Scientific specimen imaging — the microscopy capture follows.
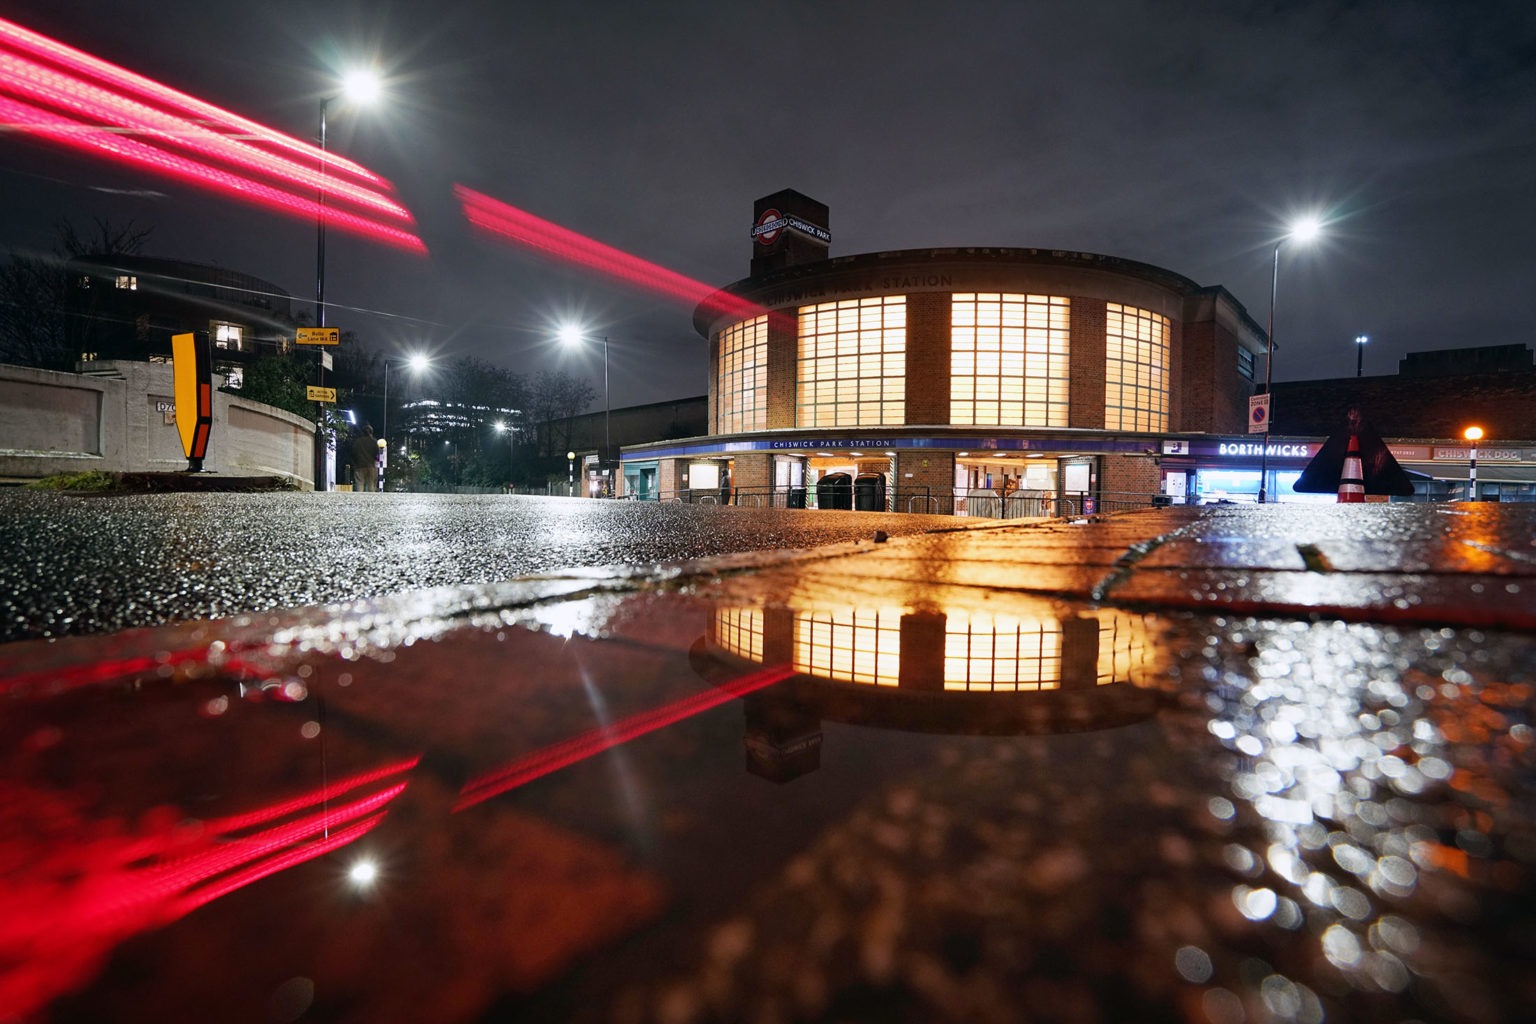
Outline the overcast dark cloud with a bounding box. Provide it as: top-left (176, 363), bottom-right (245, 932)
top-left (3, 0), bottom-right (1533, 407)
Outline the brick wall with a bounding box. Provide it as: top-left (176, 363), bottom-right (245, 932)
top-left (1101, 453), bottom-right (1160, 499)
top-left (1069, 297), bottom-right (1107, 429)
top-left (894, 450), bottom-right (954, 513)
top-left (731, 452), bottom-right (773, 496)
top-left (766, 311), bottom-right (798, 428)
top-left (905, 292), bottom-right (951, 425)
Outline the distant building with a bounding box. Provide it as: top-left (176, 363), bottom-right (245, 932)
top-left (66, 254), bottom-right (298, 387)
top-left (1273, 345), bottom-right (1536, 500)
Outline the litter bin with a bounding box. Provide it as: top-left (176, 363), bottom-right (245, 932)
top-left (854, 473), bottom-right (886, 511)
top-left (787, 486), bottom-right (807, 509)
top-left (816, 472), bottom-right (853, 510)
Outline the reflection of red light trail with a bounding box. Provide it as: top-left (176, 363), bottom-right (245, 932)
top-left (0, 16), bottom-right (424, 253)
top-left (456, 185), bottom-right (775, 323)
top-left (0, 756), bottom-right (418, 1019)
top-left (456, 664), bottom-right (794, 811)
top-left (0, 645), bottom-right (271, 698)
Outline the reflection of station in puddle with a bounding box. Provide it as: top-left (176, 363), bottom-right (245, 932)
top-left (698, 601), bottom-right (1170, 782)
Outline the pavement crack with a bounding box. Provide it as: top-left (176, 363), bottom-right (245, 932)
top-left (1091, 529), bottom-right (1182, 602)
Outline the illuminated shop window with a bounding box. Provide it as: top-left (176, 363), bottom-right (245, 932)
top-left (796, 296), bottom-right (906, 427)
top-left (714, 315), bottom-right (767, 433)
top-left (213, 322), bottom-right (243, 351)
top-left (950, 293), bottom-right (1070, 427)
top-left (1104, 303), bottom-right (1170, 431)
top-left (713, 608), bottom-right (764, 662)
top-left (115, 274), bottom-right (137, 290)
top-left (794, 607), bottom-right (903, 687)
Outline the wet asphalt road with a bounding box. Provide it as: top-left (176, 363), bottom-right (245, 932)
top-left (0, 491), bottom-right (964, 644)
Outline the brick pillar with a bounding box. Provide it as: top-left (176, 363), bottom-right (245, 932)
top-left (731, 452), bottom-right (773, 504)
top-left (707, 331), bottom-right (720, 432)
top-left (895, 450), bottom-right (955, 514)
top-left (1101, 453), bottom-right (1161, 503)
top-left (898, 610), bottom-right (948, 691)
top-left (1069, 297), bottom-right (1107, 429)
top-left (658, 457), bottom-right (685, 500)
top-left (904, 292), bottom-right (951, 425)
top-left (766, 310), bottom-right (798, 429)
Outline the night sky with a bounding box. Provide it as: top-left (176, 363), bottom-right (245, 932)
top-left (3, 1), bottom-right (1534, 409)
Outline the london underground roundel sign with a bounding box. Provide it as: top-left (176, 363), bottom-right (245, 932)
top-left (752, 208), bottom-right (786, 245)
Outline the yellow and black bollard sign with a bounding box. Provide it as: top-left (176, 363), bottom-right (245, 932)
top-left (171, 331), bottom-right (214, 472)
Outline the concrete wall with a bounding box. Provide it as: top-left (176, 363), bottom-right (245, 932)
top-left (0, 360), bottom-right (314, 486)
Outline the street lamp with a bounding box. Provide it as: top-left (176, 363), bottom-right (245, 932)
top-left (1355, 334), bottom-right (1368, 377)
top-left (567, 450), bottom-right (576, 497)
top-left (312, 68), bottom-right (382, 491)
top-left (1464, 425), bottom-right (1483, 501)
top-left (1258, 213), bottom-right (1324, 504)
top-left (558, 323), bottom-right (610, 463)
top-left (380, 353), bottom-right (429, 491)
top-left (315, 68), bottom-right (382, 329)
top-left (493, 420), bottom-right (515, 483)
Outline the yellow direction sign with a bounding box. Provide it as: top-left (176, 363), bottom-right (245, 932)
top-left (306, 386), bottom-right (337, 403)
top-left (296, 327), bottom-right (340, 345)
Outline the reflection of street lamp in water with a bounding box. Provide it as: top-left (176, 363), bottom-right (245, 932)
top-left (1464, 426), bottom-right (1483, 501)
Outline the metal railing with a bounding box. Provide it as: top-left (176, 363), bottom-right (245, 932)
top-left (611, 485), bottom-right (1171, 518)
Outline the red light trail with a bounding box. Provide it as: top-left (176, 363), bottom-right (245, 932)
top-left (0, 16), bottom-right (425, 253)
top-left (456, 185), bottom-right (772, 323)
top-left (455, 664), bottom-right (794, 811)
top-left (0, 756), bottom-right (417, 1018)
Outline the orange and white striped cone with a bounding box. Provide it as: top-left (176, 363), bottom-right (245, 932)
top-left (1338, 433), bottom-right (1365, 503)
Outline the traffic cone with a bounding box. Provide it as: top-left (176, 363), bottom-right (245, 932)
top-left (1338, 433), bottom-right (1365, 502)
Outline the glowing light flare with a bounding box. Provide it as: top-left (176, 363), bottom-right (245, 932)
top-left (0, 15), bottom-right (384, 188)
top-left (0, 758), bottom-right (413, 1019)
top-left (455, 185), bottom-right (770, 323)
top-left (1463, 426), bottom-right (1484, 442)
top-left (455, 664), bottom-right (795, 811)
top-left (0, 16), bottom-right (423, 251)
top-left (0, 95), bottom-right (426, 253)
top-left (0, 50), bottom-right (414, 222)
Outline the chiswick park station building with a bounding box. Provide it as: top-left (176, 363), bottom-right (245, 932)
top-left (619, 190), bottom-right (1298, 514)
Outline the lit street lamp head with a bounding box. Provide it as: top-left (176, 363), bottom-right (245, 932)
top-left (339, 68), bottom-right (384, 107)
top-left (1464, 426), bottom-right (1484, 442)
top-left (1289, 214), bottom-right (1324, 244)
top-left (558, 323), bottom-right (585, 348)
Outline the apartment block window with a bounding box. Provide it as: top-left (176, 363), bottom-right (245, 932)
top-left (1238, 347), bottom-right (1256, 381)
top-left (951, 293), bottom-right (1070, 427)
top-left (115, 275), bottom-right (138, 290)
top-left (796, 296), bottom-right (906, 427)
top-left (714, 315), bottom-right (768, 433)
top-left (213, 322), bottom-right (243, 351)
top-left (1104, 303), bottom-right (1170, 431)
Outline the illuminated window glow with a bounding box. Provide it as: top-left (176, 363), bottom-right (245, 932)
top-left (796, 296), bottom-right (906, 427)
top-left (1105, 303), bottom-right (1170, 431)
top-left (715, 315), bottom-right (767, 433)
top-left (114, 274), bottom-right (136, 290)
top-left (714, 608), bottom-right (764, 663)
top-left (794, 607), bottom-right (903, 686)
top-left (213, 322), bottom-right (243, 351)
top-left (950, 293), bottom-right (1070, 427)
top-left (943, 611), bottom-right (1063, 691)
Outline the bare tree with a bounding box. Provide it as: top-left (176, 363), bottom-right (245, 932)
top-left (526, 368), bottom-right (597, 457)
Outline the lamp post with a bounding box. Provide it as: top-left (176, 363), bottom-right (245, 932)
top-left (494, 420), bottom-right (515, 484)
top-left (559, 324), bottom-right (611, 486)
top-left (312, 69), bottom-right (381, 491)
top-left (380, 353), bottom-right (429, 491)
top-left (1258, 214), bottom-right (1323, 504)
top-left (567, 450), bottom-right (576, 497)
top-left (1464, 426), bottom-right (1483, 501)
top-left (1355, 335), bottom-right (1368, 377)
